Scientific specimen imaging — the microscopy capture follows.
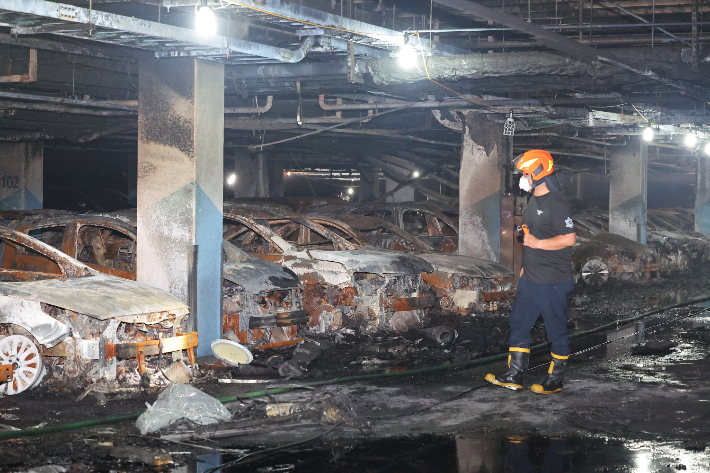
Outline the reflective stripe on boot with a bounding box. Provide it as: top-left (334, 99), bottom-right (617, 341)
top-left (531, 353), bottom-right (568, 394)
top-left (485, 348), bottom-right (530, 391)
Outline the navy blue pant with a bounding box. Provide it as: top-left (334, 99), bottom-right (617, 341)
top-left (509, 276), bottom-right (575, 356)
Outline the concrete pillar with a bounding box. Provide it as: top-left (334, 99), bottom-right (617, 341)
top-left (359, 170), bottom-right (380, 202)
top-left (696, 156), bottom-right (710, 234)
top-left (267, 161), bottom-right (284, 198)
top-left (137, 57), bottom-right (224, 357)
top-left (609, 137), bottom-right (647, 243)
top-left (459, 113), bottom-right (503, 262)
top-left (0, 142), bottom-right (42, 210)
top-left (232, 149), bottom-right (268, 198)
top-left (127, 154), bottom-right (137, 207)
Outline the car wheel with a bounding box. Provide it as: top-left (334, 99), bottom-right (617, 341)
top-left (581, 259), bottom-right (610, 287)
top-left (0, 335), bottom-right (45, 395)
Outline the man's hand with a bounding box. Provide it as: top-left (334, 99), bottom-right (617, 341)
top-left (523, 232), bottom-right (576, 250)
top-left (523, 234), bottom-right (541, 249)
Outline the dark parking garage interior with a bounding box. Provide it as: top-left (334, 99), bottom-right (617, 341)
top-left (2, 0), bottom-right (710, 471)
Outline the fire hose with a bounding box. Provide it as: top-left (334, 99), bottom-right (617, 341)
top-left (1, 293), bottom-right (709, 441)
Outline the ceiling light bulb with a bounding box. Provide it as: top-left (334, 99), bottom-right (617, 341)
top-left (642, 127), bottom-right (654, 142)
top-left (704, 142), bottom-right (710, 155)
top-left (227, 173), bottom-right (236, 185)
top-left (347, 187), bottom-right (354, 195)
top-left (287, 171), bottom-right (292, 176)
top-left (685, 133), bottom-right (698, 148)
top-left (195, 5), bottom-right (217, 36)
top-left (398, 43), bottom-right (418, 69)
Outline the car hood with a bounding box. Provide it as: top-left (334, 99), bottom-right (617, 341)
top-left (417, 253), bottom-right (512, 278)
top-left (308, 249), bottom-right (434, 274)
top-left (223, 260), bottom-right (300, 293)
top-left (0, 272), bottom-right (188, 320)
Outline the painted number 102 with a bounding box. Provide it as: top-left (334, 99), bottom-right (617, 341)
top-left (2, 176), bottom-right (19, 189)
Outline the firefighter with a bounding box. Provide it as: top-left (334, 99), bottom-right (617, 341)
top-left (485, 150), bottom-right (577, 394)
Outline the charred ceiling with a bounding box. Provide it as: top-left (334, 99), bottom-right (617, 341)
top-left (0, 0), bottom-right (706, 178)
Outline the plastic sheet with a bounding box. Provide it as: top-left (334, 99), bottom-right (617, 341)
top-left (135, 384), bottom-right (231, 435)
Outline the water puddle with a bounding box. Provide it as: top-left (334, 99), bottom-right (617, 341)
top-left (153, 432), bottom-right (710, 473)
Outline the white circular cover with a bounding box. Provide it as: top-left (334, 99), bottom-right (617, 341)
top-left (211, 339), bottom-right (253, 366)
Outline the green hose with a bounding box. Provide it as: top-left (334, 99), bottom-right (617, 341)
top-left (2, 293), bottom-right (709, 441)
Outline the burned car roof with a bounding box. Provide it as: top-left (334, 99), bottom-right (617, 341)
top-left (0, 272), bottom-right (188, 320)
top-left (308, 248), bottom-right (434, 275)
top-left (223, 213), bottom-right (434, 275)
top-left (222, 239), bottom-right (300, 293)
top-left (309, 214), bottom-right (511, 278)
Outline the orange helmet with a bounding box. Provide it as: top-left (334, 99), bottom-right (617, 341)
top-left (514, 150), bottom-right (554, 181)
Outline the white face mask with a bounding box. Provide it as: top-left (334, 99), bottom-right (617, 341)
top-left (519, 175), bottom-right (533, 192)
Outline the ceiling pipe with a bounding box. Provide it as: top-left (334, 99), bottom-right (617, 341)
top-left (225, 96), bottom-right (273, 114)
top-left (319, 95), bottom-right (546, 111)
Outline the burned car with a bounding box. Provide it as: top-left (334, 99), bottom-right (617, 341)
top-left (221, 240), bottom-right (308, 348)
top-left (306, 214), bottom-right (513, 314)
top-left (301, 202), bottom-right (460, 254)
top-left (572, 209), bottom-right (710, 285)
top-left (572, 212), bottom-right (660, 286)
top-left (0, 225), bottom-right (195, 395)
top-left (222, 204), bottom-right (437, 332)
top-left (6, 212), bottom-right (308, 348)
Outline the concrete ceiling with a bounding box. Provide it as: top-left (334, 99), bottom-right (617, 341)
top-left (0, 0), bottom-right (707, 176)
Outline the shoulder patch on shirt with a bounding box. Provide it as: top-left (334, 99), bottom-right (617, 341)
top-left (565, 217), bottom-right (574, 228)
top-left (537, 210), bottom-right (543, 215)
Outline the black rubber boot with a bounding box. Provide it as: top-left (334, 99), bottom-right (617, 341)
top-left (485, 348), bottom-right (529, 391)
top-left (531, 354), bottom-right (568, 394)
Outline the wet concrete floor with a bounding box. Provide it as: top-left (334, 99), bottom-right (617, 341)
top-left (6, 275), bottom-right (710, 471)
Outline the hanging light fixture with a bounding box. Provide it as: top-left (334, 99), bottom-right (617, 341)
top-left (642, 126), bottom-right (654, 142)
top-left (398, 35), bottom-right (418, 69)
top-left (685, 132), bottom-right (698, 148)
top-left (503, 111), bottom-right (515, 136)
top-left (195, 0), bottom-right (217, 36)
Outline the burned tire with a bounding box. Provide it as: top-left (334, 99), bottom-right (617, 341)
top-left (0, 335), bottom-right (45, 395)
top-left (581, 259), bottom-right (610, 287)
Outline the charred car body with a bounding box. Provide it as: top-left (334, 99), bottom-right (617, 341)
top-left (305, 214), bottom-right (513, 314)
top-left (4, 211), bottom-right (307, 348)
top-left (301, 202), bottom-right (460, 254)
top-left (0, 226), bottom-right (195, 394)
top-left (222, 204), bottom-right (437, 332)
top-left (573, 209), bottom-right (710, 286)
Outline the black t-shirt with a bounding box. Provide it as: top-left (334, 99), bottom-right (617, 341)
top-left (522, 191), bottom-right (575, 284)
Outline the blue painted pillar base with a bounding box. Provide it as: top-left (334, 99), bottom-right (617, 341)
top-left (696, 155), bottom-right (710, 235)
top-left (0, 142), bottom-right (42, 210)
top-left (137, 57), bottom-right (224, 357)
